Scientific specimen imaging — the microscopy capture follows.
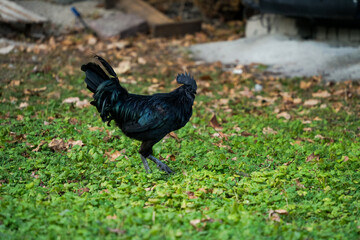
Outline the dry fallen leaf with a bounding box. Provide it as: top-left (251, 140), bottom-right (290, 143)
top-left (88, 126), bottom-right (103, 132)
top-left (62, 97), bottom-right (80, 104)
top-left (115, 60), bottom-right (131, 74)
top-left (16, 115), bottom-right (24, 121)
top-left (300, 81), bottom-right (312, 90)
top-left (295, 179), bottom-right (305, 189)
top-left (67, 139), bottom-right (84, 148)
top-left (48, 139), bottom-right (66, 152)
top-left (107, 228), bottom-right (125, 234)
top-left (210, 114), bottom-right (223, 131)
top-left (269, 209), bottom-right (288, 222)
top-left (32, 140), bottom-right (46, 152)
top-left (314, 134), bottom-right (325, 139)
top-left (137, 57), bottom-right (147, 65)
top-left (274, 209), bottom-right (288, 215)
top-left (62, 97), bottom-right (90, 108)
top-left (106, 215), bottom-right (117, 220)
top-left (186, 191), bottom-right (198, 199)
top-left (293, 98), bottom-right (302, 104)
top-left (306, 153), bottom-right (319, 162)
top-left (169, 132), bottom-right (180, 141)
top-left (276, 112), bottom-right (291, 120)
top-left (269, 211), bottom-right (280, 222)
top-left (24, 87), bottom-right (47, 95)
top-left (312, 90), bottom-right (331, 98)
top-left (263, 127), bottom-right (277, 135)
top-left (290, 140), bottom-right (302, 146)
top-left (75, 99), bottom-right (90, 108)
top-left (238, 87), bottom-right (254, 98)
top-left (303, 127), bottom-right (312, 132)
top-left (190, 219), bottom-right (201, 228)
top-left (105, 150), bottom-right (124, 161)
top-left (18, 102), bottom-right (29, 109)
top-left (303, 99), bottom-right (320, 107)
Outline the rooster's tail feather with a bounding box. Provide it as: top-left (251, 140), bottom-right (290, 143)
top-left (81, 56), bottom-right (128, 124)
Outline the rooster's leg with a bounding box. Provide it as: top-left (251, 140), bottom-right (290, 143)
top-left (148, 155), bottom-right (173, 174)
top-left (140, 155), bottom-right (152, 173)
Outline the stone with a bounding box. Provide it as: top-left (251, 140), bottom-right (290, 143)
top-left (89, 12), bottom-right (148, 39)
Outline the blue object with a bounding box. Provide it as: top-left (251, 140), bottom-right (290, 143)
top-left (71, 7), bottom-right (81, 18)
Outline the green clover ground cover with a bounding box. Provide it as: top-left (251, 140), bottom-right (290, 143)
top-left (1, 44), bottom-right (360, 239)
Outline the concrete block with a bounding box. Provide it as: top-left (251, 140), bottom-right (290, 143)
top-left (246, 14), bottom-right (300, 38)
top-left (350, 29), bottom-right (360, 42)
top-left (338, 28), bottom-right (350, 42)
top-left (89, 12), bottom-right (148, 39)
top-left (315, 26), bottom-right (327, 41)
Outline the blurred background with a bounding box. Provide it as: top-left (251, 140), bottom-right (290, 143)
top-left (1, 0), bottom-right (360, 81)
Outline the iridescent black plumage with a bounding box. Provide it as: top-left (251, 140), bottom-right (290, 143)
top-left (81, 55), bottom-right (196, 173)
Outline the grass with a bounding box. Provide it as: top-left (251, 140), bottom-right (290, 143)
top-left (0, 34), bottom-right (360, 239)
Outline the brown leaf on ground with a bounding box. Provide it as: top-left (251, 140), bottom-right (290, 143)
top-left (295, 179), bottom-right (305, 189)
top-left (332, 102), bottom-right (343, 112)
top-left (333, 89), bottom-right (346, 96)
top-left (169, 132), bottom-right (180, 141)
top-left (88, 126), bottom-right (104, 132)
top-left (303, 127), bottom-right (312, 132)
top-left (106, 215), bottom-right (117, 220)
top-left (280, 92), bottom-right (293, 103)
top-left (306, 153), bottom-right (319, 162)
top-left (290, 140), bottom-right (302, 146)
top-left (186, 191), bottom-right (198, 199)
top-left (303, 99), bottom-right (320, 107)
top-left (190, 219), bottom-right (202, 228)
top-left (68, 118), bottom-right (79, 125)
top-left (300, 81), bottom-right (312, 90)
top-left (241, 131), bottom-right (253, 137)
top-left (114, 60), bottom-right (131, 74)
top-left (62, 97), bottom-right (90, 108)
top-left (77, 187), bottom-right (89, 196)
top-left (239, 87), bottom-right (254, 98)
top-left (105, 150), bottom-right (124, 161)
top-left (62, 97), bottom-right (80, 104)
top-left (268, 210), bottom-right (280, 222)
top-left (16, 115), bottom-right (24, 121)
top-left (274, 209), bottom-right (288, 215)
top-left (269, 209), bottom-right (288, 222)
top-left (107, 228), bottom-right (126, 234)
top-left (32, 140), bottom-right (46, 152)
top-left (24, 87), bottom-right (47, 95)
top-left (277, 112), bottom-right (291, 120)
top-left (48, 139), bottom-right (66, 152)
top-left (190, 217), bottom-right (215, 231)
top-left (210, 114), bottom-right (223, 131)
top-left (198, 188), bottom-right (207, 193)
top-left (293, 98), bottom-right (302, 104)
top-left (169, 155), bottom-right (176, 161)
top-left (314, 134), bottom-right (325, 139)
top-left (263, 127), bottom-right (277, 135)
top-left (67, 139), bottom-right (84, 148)
top-left (75, 99), bottom-right (90, 108)
top-left (18, 102), bottom-right (29, 109)
top-left (312, 90), bottom-right (331, 98)
top-left (47, 91), bottom-right (61, 99)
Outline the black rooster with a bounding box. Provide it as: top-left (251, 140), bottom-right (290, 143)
top-left (81, 56), bottom-right (197, 174)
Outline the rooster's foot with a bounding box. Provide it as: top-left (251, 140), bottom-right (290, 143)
top-left (148, 155), bottom-right (174, 174)
top-left (140, 155), bottom-right (152, 173)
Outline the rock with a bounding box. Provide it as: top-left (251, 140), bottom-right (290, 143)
top-left (89, 12), bottom-right (148, 39)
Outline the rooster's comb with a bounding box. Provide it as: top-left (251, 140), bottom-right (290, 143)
top-left (176, 72), bottom-right (197, 92)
